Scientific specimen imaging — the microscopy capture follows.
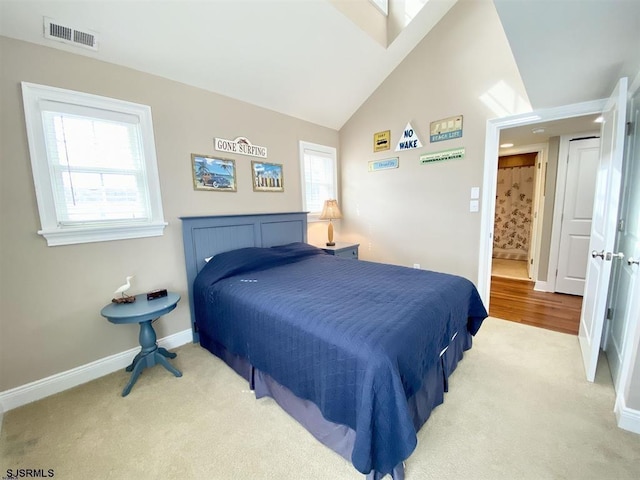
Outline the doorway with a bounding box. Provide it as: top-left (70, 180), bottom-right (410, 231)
top-left (489, 126), bottom-right (601, 293)
top-left (478, 100), bottom-right (607, 309)
top-left (480, 104), bottom-right (608, 336)
top-left (488, 134), bottom-right (593, 335)
top-left (491, 151), bottom-right (538, 281)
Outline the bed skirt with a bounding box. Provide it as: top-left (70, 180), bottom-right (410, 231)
top-left (200, 329), bottom-right (472, 479)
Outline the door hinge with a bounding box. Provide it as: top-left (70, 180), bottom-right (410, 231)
top-left (627, 122), bottom-right (633, 136)
top-left (618, 219), bottom-right (625, 232)
top-left (194, 322), bottom-right (199, 333)
top-left (606, 308), bottom-right (613, 320)
top-left (530, 258), bottom-right (534, 265)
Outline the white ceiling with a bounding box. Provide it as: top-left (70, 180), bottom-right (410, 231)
top-left (498, 113), bottom-right (602, 149)
top-left (1, 0), bottom-right (639, 133)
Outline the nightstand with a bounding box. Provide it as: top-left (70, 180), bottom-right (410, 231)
top-left (317, 242), bottom-right (359, 260)
top-left (101, 292), bottom-right (182, 396)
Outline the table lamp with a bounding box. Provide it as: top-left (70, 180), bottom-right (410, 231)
top-left (319, 199), bottom-right (343, 246)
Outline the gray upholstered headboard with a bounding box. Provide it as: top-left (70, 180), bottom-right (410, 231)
top-left (180, 212), bottom-right (308, 342)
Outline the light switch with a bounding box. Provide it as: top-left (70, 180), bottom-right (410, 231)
top-left (470, 187), bottom-right (480, 199)
top-left (469, 200), bottom-right (479, 212)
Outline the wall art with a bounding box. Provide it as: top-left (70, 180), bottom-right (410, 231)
top-left (252, 161), bottom-right (283, 192)
top-left (191, 154), bottom-right (237, 192)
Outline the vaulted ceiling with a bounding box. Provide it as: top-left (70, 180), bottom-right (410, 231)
top-left (1, 0), bottom-right (639, 131)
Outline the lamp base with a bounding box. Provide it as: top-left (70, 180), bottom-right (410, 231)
top-left (326, 242), bottom-right (335, 246)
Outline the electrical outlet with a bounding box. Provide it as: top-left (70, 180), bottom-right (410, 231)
top-left (413, 263), bottom-right (420, 269)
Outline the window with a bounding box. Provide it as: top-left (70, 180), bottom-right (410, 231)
top-left (369, 0), bottom-right (388, 16)
top-left (299, 141), bottom-right (338, 221)
top-left (22, 82), bottom-right (166, 246)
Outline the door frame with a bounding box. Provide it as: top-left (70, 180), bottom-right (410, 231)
top-left (546, 132), bottom-right (600, 293)
top-left (496, 143), bottom-right (548, 282)
top-left (478, 99), bottom-right (607, 307)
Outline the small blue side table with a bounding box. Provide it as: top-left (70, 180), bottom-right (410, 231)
top-left (101, 292), bottom-right (182, 396)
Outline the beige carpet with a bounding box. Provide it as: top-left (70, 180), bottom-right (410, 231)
top-left (1, 317), bottom-right (639, 479)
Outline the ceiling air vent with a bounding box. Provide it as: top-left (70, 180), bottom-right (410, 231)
top-left (43, 17), bottom-right (98, 51)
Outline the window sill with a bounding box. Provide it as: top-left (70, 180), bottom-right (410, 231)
top-left (39, 222), bottom-right (168, 246)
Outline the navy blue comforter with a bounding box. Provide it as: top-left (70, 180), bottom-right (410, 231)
top-left (194, 243), bottom-right (487, 475)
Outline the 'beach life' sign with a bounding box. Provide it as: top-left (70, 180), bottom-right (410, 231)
top-left (430, 115), bottom-right (463, 143)
top-left (214, 136), bottom-right (268, 158)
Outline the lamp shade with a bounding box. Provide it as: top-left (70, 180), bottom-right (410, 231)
top-left (319, 199), bottom-right (343, 220)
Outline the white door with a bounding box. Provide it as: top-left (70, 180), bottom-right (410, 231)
top-left (579, 77), bottom-right (628, 382)
top-left (556, 137), bottom-right (600, 295)
top-left (605, 84), bottom-right (640, 391)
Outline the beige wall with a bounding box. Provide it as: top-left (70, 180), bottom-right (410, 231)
top-left (339, 0), bottom-right (529, 280)
top-left (0, 36), bottom-right (338, 391)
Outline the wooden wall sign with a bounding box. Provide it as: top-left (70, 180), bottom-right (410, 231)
top-left (373, 130), bottom-right (391, 152)
top-left (368, 157), bottom-right (399, 172)
top-left (214, 136), bottom-right (268, 158)
top-left (395, 122), bottom-right (422, 151)
top-left (420, 147), bottom-right (465, 164)
top-left (430, 115), bottom-right (463, 143)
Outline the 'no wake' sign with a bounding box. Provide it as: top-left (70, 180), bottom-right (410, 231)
top-left (395, 122), bottom-right (422, 152)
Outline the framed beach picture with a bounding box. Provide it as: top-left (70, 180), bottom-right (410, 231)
top-left (191, 154), bottom-right (237, 192)
top-left (252, 161), bottom-right (284, 192)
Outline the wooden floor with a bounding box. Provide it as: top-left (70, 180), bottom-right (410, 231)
top-left (489, 276), bottom-right (583, 335)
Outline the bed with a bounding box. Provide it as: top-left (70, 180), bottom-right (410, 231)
top-left (181, 212), bottom-right (487, 479)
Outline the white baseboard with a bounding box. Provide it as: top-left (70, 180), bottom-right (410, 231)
top-left (0, 328), bottom-right (192, 413)
top-left (615, 394), bottom-right (640, 434)
top-left (534, 280), bottom-right (550, 292)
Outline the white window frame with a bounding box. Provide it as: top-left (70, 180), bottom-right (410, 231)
top-left (299, 141), bottom-right (338, 222)
top-left (21, 82), bottom-right (167, 246)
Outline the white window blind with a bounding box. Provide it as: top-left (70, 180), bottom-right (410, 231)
top-left (22, 82), bottom-right (166, 246)
top-left (42, 109), bottom-right (150, 225)
top-left (299, 141), bottom-right (337, 218)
